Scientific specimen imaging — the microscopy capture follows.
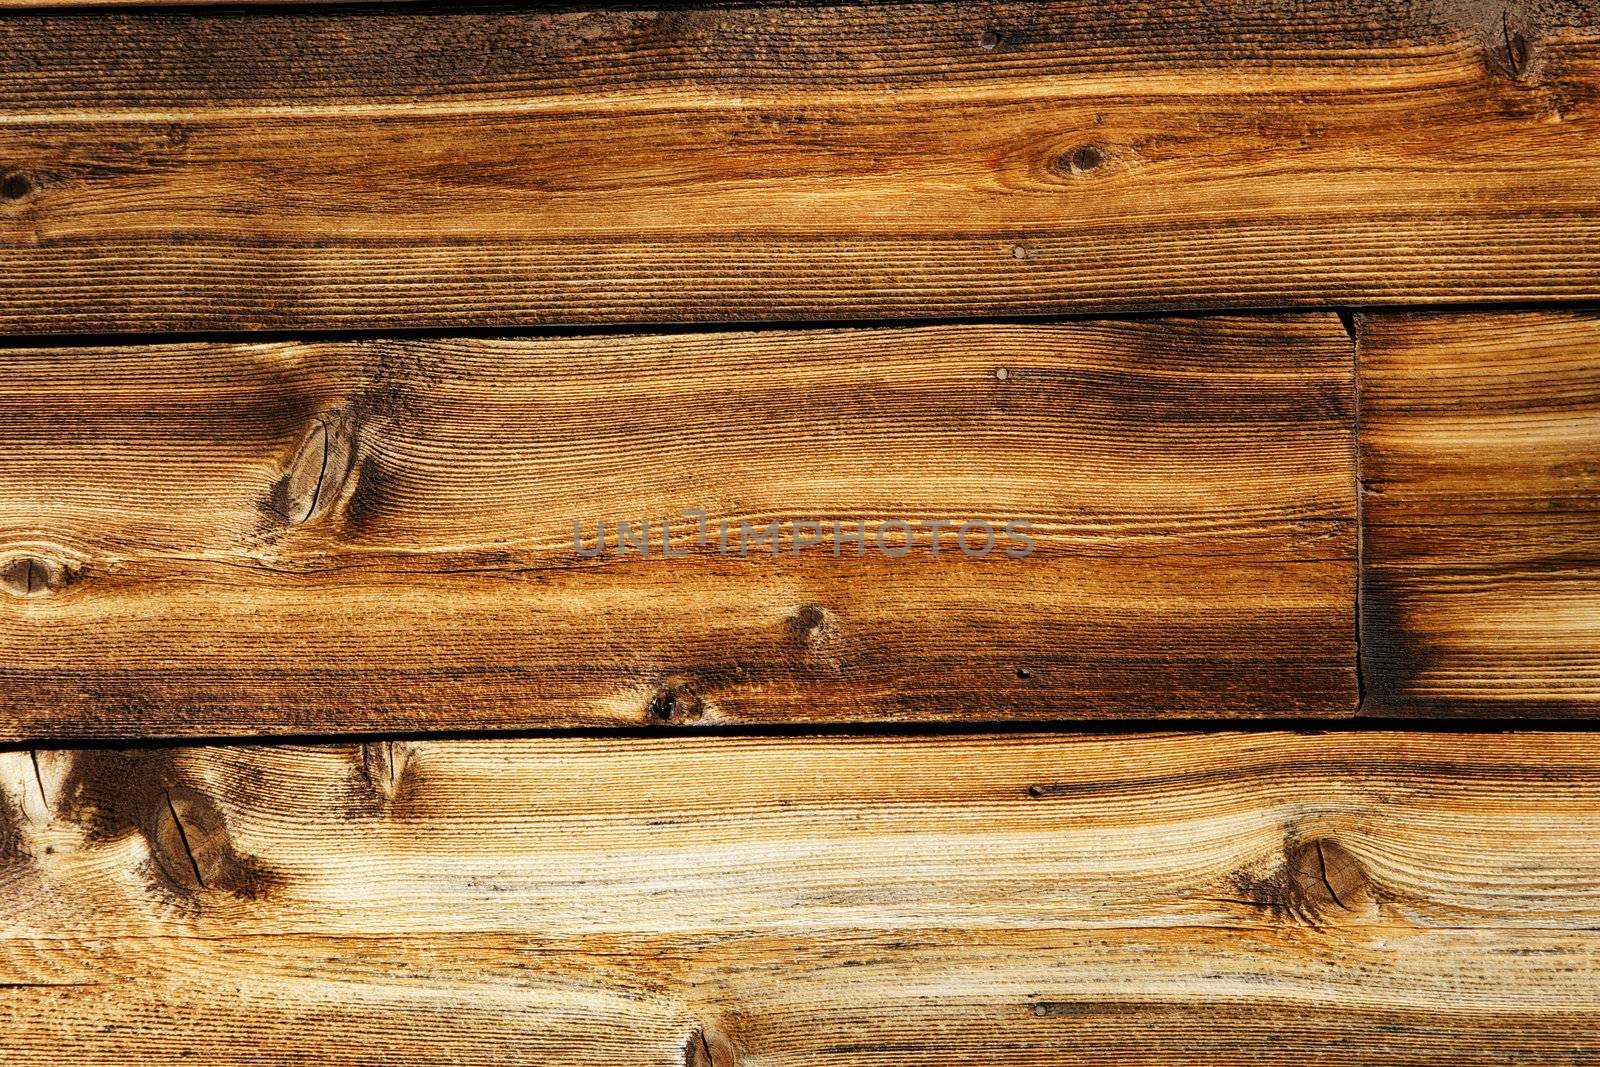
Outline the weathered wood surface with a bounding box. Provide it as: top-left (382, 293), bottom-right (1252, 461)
top-left (1359, 311), bottom-right (1600, 715)
top-left (0, 315), bottom-right (1356, 738)
top-left (0, 2), bottom-right (1596, 330)
top-left (3, 731), bottom-right (1600, 1064)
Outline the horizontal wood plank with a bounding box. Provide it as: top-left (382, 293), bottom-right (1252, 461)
top-left (0, 2), bottom-right (1597, 329)
top-left (0, 315), bottom-right (1357, 737)
top-left (1359, 310), bottom-right (1600, 715)
top-left (3, 731), bottom-right (1600, 1064)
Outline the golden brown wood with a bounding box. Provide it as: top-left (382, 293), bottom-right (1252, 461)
top-left (0, 3), bottom-right (1597, 330)
top-left (0, 316), bottom-right (1356, 737)
top-left (1359, 310), bottom-right (1600, 715)
top-left (4, 731), bottom-right (1600, 1064)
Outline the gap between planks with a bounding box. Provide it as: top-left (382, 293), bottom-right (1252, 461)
top-left (0, 299), bottom-right (1593, 351)
top-left (8, 716), bottom-right (1600, 757)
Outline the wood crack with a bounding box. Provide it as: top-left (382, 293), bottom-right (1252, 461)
top-left (29, 750), bottom-right (48, 812)
top-left (1315, 839), bottom-right (1346, 911)
top-left (163, 790), bottom-right (206, 891)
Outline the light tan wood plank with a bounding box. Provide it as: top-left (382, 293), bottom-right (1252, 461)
top-left (0, 316), bottom-right (1357, 737)
top-left (1359, 310), bottom-right (1600, 714)
top-left (0, 3), bottom-right (1597, 329)
top-left (3, 732), bottom-right (1600, 1063)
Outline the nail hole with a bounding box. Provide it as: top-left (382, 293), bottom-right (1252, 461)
top-left (647, 684), bottom-right (703, 723)
top-left (978, 29), bottom-right (1001, 50)
top-left (1026, 784), bottom-right (1045, 798)
top-left (1015, 666), bottom-right (1030, 678)
top-left (1010, 244), bottom-right (1031, 260)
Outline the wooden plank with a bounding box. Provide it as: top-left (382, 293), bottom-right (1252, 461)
top-left (3, 731), bottom-right (1600, 1064)
top-left (0, 2), bottom-right (1597, 330)
top-left (0, 315), bottom-right (1356, 737)
top-left (1359, 311), bottom-right (1600, 715)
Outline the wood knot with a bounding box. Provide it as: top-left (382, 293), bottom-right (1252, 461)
top-left (359, 740), bottom-right (411, 804)
top-left (150, 785), bottom-right (274, 899)
top-left (1497, 10), bottom-right (1532, 80)
top-left (683, 1026), bottom-right (736, 1067)
top-left (1481, 8), bottom-right (1541, 82)
top-left (1233, 834), bottom-right (1377, 925)
top-left (1052, 144), bottom-right (1108, 178)
top-left (272, 412), bottom-right (357, 525)
top-left (0, 169), bottom-right (36, 203)
top-left (786, 603), bottom-right (835, 651)
top-left (152, 787), bottom-right (214, 891)
top-left (0, 553), bottom-right (79, 599)
top-left (647, 682), bottom-right (705, 724)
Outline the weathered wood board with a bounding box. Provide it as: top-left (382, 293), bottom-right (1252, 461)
top-left (0, 315), bottom-right (1356, 737)
top-left (0, 2), bottom-right (1597, 330)
top-left (1359, 311), bottom-right (1600, 715)
top-left (3, 731), bottom-right (1600, 1064)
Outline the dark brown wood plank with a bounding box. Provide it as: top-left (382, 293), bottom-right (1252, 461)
top-left (0, 2), bottom-right (1596, 330)
top-left (1359, 310), bottom-right (1600, 715)
top-left (0, 315), bottom-right (1356, 738)
top-left (4, 731), bottom-right (1600, 1064)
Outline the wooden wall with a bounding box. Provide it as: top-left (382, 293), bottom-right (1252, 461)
top-left (1, 2), bottom-right (1598, 1064)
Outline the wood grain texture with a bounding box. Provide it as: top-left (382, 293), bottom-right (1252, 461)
top-left (0, 315), bottom-right (1356, 737)
top-left (1359, 310), bottom-right (1600, 715)
top-left (3, 731), bottom-right (1600, 1064)
top-left (0, 1), bottom-right (1597, 330)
